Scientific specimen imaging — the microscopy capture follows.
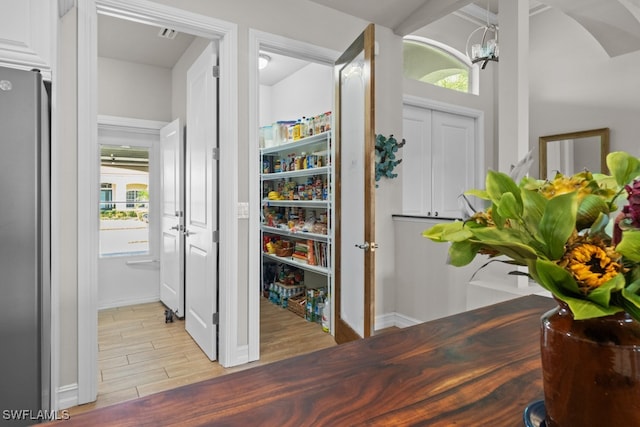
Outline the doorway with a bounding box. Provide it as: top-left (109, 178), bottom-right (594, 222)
top-left (97, 117), bottom-right (164, 309)
top-left (77, 0), bottom-right (238, 405)
top-left (248, 30), bottom-right (347, 361)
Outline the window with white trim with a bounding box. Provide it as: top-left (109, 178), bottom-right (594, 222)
top-left (99, 145), bottom-right (150, 257)
top-left (403, 36), bottom-right (478, 95)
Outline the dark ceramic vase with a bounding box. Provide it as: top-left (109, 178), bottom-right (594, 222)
top-left (540, 302), bottom-right (640, 426)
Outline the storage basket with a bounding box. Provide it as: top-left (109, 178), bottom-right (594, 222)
top-left (276, 247), bottom-right (294, 257)
top-left (287, 294), bottom-right (306, 318)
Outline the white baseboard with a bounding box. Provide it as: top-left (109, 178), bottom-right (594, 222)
top-left (98, 295), bottom-right (160, 310)
top-left (375, 312), bottom-right (423, 330)
top-left (56, 383), bottom-right (78, 410)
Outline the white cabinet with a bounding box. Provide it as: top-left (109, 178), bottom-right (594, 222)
top-left (0, 0), bottom-right (53, 77)
top-left (260, 131), bottom-right (332, 319)
top-left (402, 106), bottom-right (477, 219)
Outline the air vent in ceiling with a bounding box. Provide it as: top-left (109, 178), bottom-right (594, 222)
top-left (158, 28), bottom-right (177, 40)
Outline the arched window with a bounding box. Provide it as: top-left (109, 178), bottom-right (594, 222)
top-left (403, 36), bottom-right (478, 95)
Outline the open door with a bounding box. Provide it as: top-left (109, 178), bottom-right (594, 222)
top-left (160, 119), bottom-right (185, 318)
top-left (334, 24), bottom-right (376, 343)
top-left (185, 42), bottom-right (218, 360)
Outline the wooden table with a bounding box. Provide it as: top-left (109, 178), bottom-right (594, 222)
top-left (49, 295), bottom-right (555, 426)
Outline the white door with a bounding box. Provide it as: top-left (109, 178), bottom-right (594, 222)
top-left (185, 42), bottom-right (218, 360)
top-left (402, 106), bottom-right (476, 219)
top-left (431, 110), bottom-right (475, 218)
top-left (160, 119), bottom-right (184, 317)
top-left (335, 24), bottom-right (376, 343)
top-left (402, 106), bottom-right (433, 216)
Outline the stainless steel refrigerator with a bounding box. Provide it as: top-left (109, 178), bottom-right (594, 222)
top-left (0, 66), bottom-right (51, 423)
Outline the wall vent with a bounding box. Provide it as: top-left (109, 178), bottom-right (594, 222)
top-left (158, 28), bottom-right (177, 40)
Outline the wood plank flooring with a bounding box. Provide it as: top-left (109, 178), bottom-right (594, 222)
top-left (68, 297), bottom-right (336, 415)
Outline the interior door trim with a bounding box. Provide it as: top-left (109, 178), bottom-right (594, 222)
top-left (77, 0), bottom-right (238, 406)
top-left (334, 23), bottom-right (376, 344)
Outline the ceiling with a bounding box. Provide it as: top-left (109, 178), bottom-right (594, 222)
top-left (98, 13), bottom-right (310, 86)
top-left (98, 0), bottom-right (640, 84)
top-left (308, 0), bottom-right (640, 57)
top-left (98, 14), bottom-right (195, 68)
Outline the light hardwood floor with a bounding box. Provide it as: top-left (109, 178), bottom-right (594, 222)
top-left (69, 297), bottom-right (336, 415)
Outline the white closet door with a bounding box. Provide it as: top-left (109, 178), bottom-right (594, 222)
top-left (402, 106), bottom-right (432, 215)
top-left (185, 42), bottom-right (218, 361)
top-left (431, 110), bottom-right (475, 219)
top-left (160, 119), bottom-right (184, 317)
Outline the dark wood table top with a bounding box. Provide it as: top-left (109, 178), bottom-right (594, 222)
top-left (49, 295), bottom-right (555, 426)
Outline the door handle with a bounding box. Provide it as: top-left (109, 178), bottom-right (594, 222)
top-left (170, 225), bottom-right (181, 231)
top-left (183, 229), bottom-right (193, 237)
top-left (355, 242), bottom-right (379, 251)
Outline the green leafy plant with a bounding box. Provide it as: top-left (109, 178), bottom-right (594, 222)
top-left (424, 151), bottom-right (640, 321)
top-left (375, 134), bottom-right (406, 186)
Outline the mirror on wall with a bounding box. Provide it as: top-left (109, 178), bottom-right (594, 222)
top-left (539, 128), bottom-right (610, 180)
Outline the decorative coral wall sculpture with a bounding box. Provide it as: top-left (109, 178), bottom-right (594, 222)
top-left (375, 134), bottom-right (406, 187)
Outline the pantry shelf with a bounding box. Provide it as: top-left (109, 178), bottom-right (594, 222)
top-left (263, 253), bottom-right (331, 276)
top-left (261, 166), bottom-right (330, 181)
top-left (261, 225), bottom-right (330, 243)
top-left (261, 131), bottom-right (331, 155)
top-left (261, 199), bottom-right (330, 208)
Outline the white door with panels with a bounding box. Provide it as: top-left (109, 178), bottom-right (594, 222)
top-left (431, 110), bottom-right (476, 218)
top-left (402, 106), bottom-right (476, 219)
top-left (185, 42), bottom-right (218, 361)
top-left (160, 119), bottom-right (184, 318)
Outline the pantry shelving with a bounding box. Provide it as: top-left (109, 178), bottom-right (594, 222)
top-left (260, 225), bottom-right (330, 243)
top-left (260, 129), bottom-right (333, 324)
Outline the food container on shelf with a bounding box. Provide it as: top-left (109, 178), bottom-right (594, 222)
top-left (261, 125), bottom-right (274, 148)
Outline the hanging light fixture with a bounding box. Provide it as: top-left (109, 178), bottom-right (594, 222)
top-left (465, 2), bottom-right (499, 69)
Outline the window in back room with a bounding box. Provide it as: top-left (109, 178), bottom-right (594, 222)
top-left (99, 144), bottom-right (150, 257)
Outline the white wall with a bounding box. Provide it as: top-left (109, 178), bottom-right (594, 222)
top-left (529, 8), bottom-right (640, 175)
top-left (265, 62), bottom-right (332, 123)
top-left (393, 218), bottom-right (475, 322)
top-left (259, 85), bottom-right (273, 127)
top-left (371, 25), bottom-right (405, 323)
top-left (97, 56), bottom-right (172, 121)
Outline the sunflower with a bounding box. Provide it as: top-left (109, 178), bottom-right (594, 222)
top-left (534, 171), bottom-right (615, 203)
top-left (538, 173), bottom-right (590, 199)
top-left (559, 240), bottom-right (622, 293)
top-left (469, 207), bottom-right (495, 227)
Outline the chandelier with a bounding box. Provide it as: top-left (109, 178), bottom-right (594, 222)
top-left (466, 23), bottom-right (499, 69)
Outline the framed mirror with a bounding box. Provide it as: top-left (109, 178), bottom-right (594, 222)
top-left (539, 127), bottom-right (610, 180)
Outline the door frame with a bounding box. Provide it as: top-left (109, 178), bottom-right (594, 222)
top-left (77, 0), bottom-right (238, 404)
top-left (247, 29), bottom-right (340, 362)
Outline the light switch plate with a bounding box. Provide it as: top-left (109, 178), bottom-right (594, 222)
top-left (237, 202), bottom-right (249, 219)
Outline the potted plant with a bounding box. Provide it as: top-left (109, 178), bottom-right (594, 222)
top-left (423, 151), bottom-right (640, 426)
